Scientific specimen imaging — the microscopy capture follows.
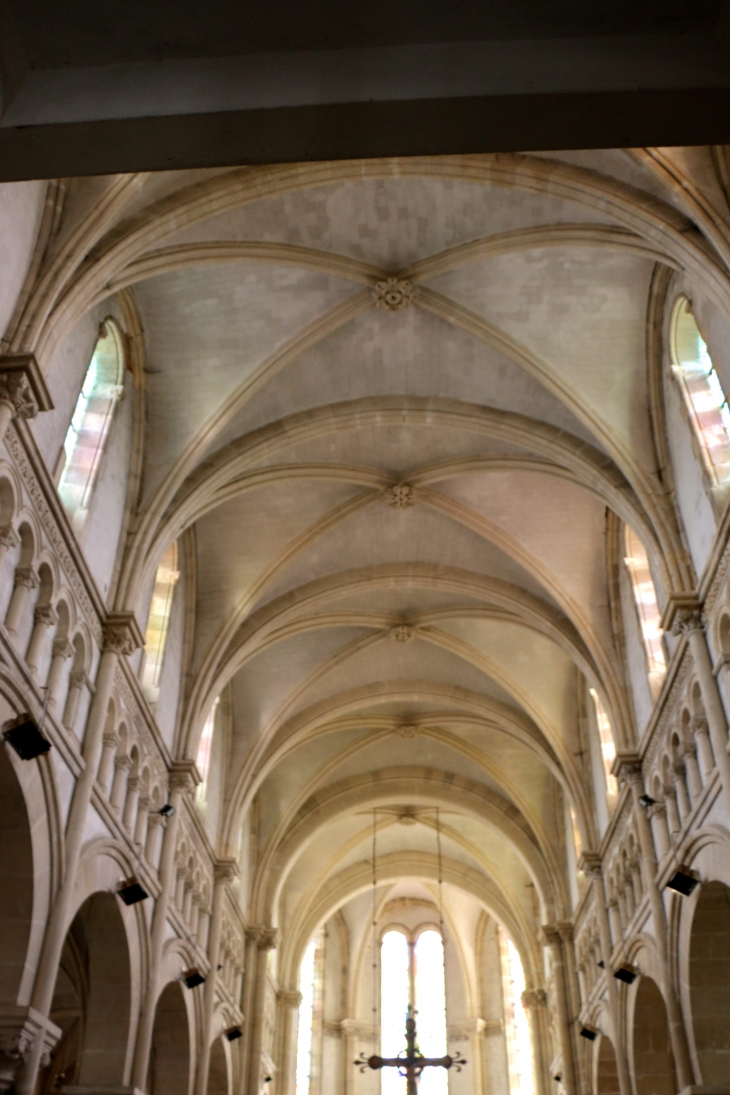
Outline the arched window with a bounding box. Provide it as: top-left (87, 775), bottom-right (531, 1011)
top-left (623, 525), bottom-right (666, 697)
top-left (589, 687), bottom-right (619, 812)
top-left (141, 541), bottom-right (180, 703)
top-left (670, 295), bottom-right (730, 483)
top-left (296, 930), bottom-right (325, 1095)
top-left (498, 927), bottom-right (535, 1095)
top-left (58, 319), bottom-right (124, 526)
top-left (380, 929), bottom-right (448, 1095)
top-left (194, 697), bottom-right (219, 811)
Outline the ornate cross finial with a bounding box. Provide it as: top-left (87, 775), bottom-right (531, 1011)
top-left (386, 483), bottom-right (417, 509)
top-left (372, 277), bottom-right (418, 312)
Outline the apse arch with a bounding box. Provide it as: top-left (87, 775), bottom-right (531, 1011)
top-left (279, 849), bottom-right (540, 995)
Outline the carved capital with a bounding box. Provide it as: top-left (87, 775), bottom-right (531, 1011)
top-left (168, 759), bottom-right (200, 794)
top-left (214, 857), bottom-right (240, 884)
top-left (102, 730), bottom-right (118, 748)
top-left (13, 567), bottom-right (37, 591)
top-left (540, 924), bottom-right (562, 948)
top-left (0, 355), bottom-right (53, 419)
top-left (556, 921), bottom-right (574, 944)
top-left (103, 612), bottom-right (144, 656)
top-left (0, 526), bottom-right (19, 552)
top-left (33, 603), bottom-right (57, 628)
top-left (521, 988), bottom-right (547, 1010)
top-left (691, 715), bottom-right (709, 736)
top-left (69, 669), bottom-right (92, 691)
top-left (391, 623), bottom-right (416, 643)
top-left (578, 851), bottom-right (602, 879)
top-left (672, 607), bottom-right (705, 637)
top-left (258, 927), bottom-right (278, 951)
top-left (114, 754), bottom-right (131, 773)
top-left (51, 637), bottom-right (74, 660)
top-left (385, 482), bottom-right (417, 509)
top-left (371, 277), bottom-right (417, 312)
top-left (659, 592), bottom-right (702, 633)
top-left (277, 989), bottom-right (303, 1009)
top-left (611, 751), bottom-right (644, 787)
top-left (647, 802), bottom-right (666, 820)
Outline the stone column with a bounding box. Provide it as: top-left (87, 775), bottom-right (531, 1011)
top-left (540, 926), bottom-right (577, 1095)
top-left (134, 795), bottom-right (151, 848)
top-left (45, 638), bottom-right (73, 711)
top-left (25, 604), bottom-right (56, 678)
top-left (5, 567), bottom-right (38, 636)
top-left (647, 801), bottom-right (670, 860)
top-left (613, 754), bottom-right (694, 1090)
top-left (145, 811), bottom-right (164, 865)
top-left (247, 929), bottom-right (278, 1095)
top-left (691, 715), bottom-right (715, 780)
top-left (131, 761), bottom-right (197, 1090)
top-left (122, 775), bottom-right (141, 833)
top-left (0, 356), bottom-right (53, 441)
top-left (275, 989), bottom-right (302, 1095)
top-left (195, 858), bottom-right (239, 1095)
top-left (681, 742), bottom-right (703, 801)
top-left (16, 613), bottom-right (143, 1095)
top-left (580, 854), bottom-right (631, 1095)
top-left (521, 989), bottom-right (548, 1095)
top-left (96, 731), bottom-right (118, 795)
top-left (62, 669), bottom-right (93, 736)
top-left (671, 604), bottom-right (730, 814)
top-left (241, 927), bottom-right (263, 1086)
top-left (110, 754), bottom-right (131, 811)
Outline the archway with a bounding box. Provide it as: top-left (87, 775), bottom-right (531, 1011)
top-left (632, 976), bottom-right (676, 1095)
top-left (207, 1036), bottom-right (230, 1095)
top-left (689, 880), bottom-right (730, 1082)
top-left (595, 1034), bottom-right (620, 1095)
top-left (0, 746), bottom-right (34, 1005)
top-left (147, 981), bottom-right (191, 1095)
top-left (39, 891), bottom-right (132, 1095)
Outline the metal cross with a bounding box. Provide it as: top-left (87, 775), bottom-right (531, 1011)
top-left (354, 1006), bottom-right (466, 1095)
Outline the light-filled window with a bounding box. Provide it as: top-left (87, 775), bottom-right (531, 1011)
top-left (194, 697), bottom-right (219, 811)
top-left (58, 319), bottom-right (124, 527)
top-left (380, 928), bottom-right (448, 1095)
top-left (414, 931), bottom-right (447, 1095)
top-left (498, 927), bottom-right (535, 1095)
top-left (670, 295), bottom-right (730, 484)
top-left (141, 542), bottom-right (180, 703)
top-left (624, 525), bottom-right (666, 698)
top-left (296, 932), bottom-right (326, 1095)
top-left (589, 688), bottom-right (619, 812)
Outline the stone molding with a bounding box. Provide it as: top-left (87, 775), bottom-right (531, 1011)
top-left (521, 988), bottom-right (547, 1010)
top-left (390, 623), bottom-right (416, 643)
top-left (214, 858), bottom-right (240, 884)
top-left (385, 482), bottom-right (417, 508)
top-left (277, 990), bottom-right (302, 1008)
top-left (103, 612), bottom-right (144, 656)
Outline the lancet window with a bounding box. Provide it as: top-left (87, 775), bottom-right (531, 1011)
top-left (380, 928), bottom-right (448, 1095)
top-left (141, 541), bottom-right (180, 703)
top-left (296, 930), bottom-right (325, 1095)
top-left (589, 687), bottom-right (619, 812)
top-left (58, 319), bottom-right (124, 526)
top-left (194, 697), bottom-right (219, 811)
top-left (623, 525), bottom-right (666, 697)
top-left (670, 295), bottom-right (730, 484)
top-left (498, 927), bottom-right (535, 1095)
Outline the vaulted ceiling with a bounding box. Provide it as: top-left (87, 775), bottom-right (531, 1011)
top-left (27, 147), bottom-right (730, 987)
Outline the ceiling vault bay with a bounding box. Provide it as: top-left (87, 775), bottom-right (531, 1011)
top-left (14, 147), bottom-right (724, 986)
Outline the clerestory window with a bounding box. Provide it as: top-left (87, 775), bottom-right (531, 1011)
top-left (498, 927), bottom-right (535, 1095)
top-left (58, 319), bottom-right (124, 527)
top-left (194, 697), bottom-right (219, 812)
top-left (381, 928), bottom-right (448, 1095)
top-left (589, 687), bottom-right (619, 813)
top-left (623, 525), bottom-right (666, 698)
top-left (141, 542), bottom-right (180, 704)
top-left (296, 930), bottom-right (325, 1095)
top-left (670, 295), bottom-right (730, 484)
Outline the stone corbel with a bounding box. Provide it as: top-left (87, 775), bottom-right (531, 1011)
top-left (102, 612), bottom-right (145, 657)
top-left (0, 1004), bottom-right (61, 1080)
top-left (659, 592), bottom-right (703, 635)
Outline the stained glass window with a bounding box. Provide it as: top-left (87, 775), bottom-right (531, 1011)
top-left (296, 938), bottom-right (317, 1095)
top-left (380, 928), bottom-right (448, 1095)
top-left (141, 541), bottom-right (179, 704)
top-left (415, 931), bottom-right (447, 1095)
top-left (58, 320), bottom-right (124, 527)
top-left (194, 698), bottom-right (219, 811)
top-left (498, 928), bottom-right (535, 1095)
top-left (623, 525), bottom-right (666, 698)
top-left (589, 688), bottom-right (619, 812)
top-left (671, 295), bottom-right (730, 484)
top-left (381, 931), bottom-right (409, 1095)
